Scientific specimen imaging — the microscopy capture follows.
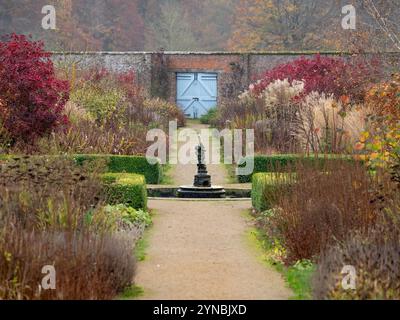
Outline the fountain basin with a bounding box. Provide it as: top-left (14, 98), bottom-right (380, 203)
top-left (177, 185), bottom-right (226, 198)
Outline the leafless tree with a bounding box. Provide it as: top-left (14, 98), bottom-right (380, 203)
top-left (361, 0), bottom-right (400, 51)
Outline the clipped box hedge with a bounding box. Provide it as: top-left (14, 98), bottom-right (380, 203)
top-left (238, 154), bottom-right (357, 183)
top-left (102, 173), bottom-right (147, 210)
top-left (251, 172), bottom-right (293, 212)
top-left (74, 154), bottom-right (162, 184)
top-left (1, 154), bottom-right (162, 184)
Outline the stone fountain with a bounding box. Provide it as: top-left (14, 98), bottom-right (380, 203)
top-left (177, 138), bottom-right (226, 198)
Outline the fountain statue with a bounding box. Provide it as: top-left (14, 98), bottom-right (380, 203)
top-left (177, 136), bottom-right (225, 198)
top-left (194, 140), bottom-right (211, 187)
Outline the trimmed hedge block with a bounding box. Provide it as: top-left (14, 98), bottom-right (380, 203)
top-left (251, 173), bottom-right (292, 212)
top-left (238, 154), bottom-right (357, 183)
top-left (74, 154), bottom-right (162, 184)
top-left (102, 173), bottom-right (147, 210)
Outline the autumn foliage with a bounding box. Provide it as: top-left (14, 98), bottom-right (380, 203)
top-left (251, 55), bottom-right (381, 102)
top-left (366, 73), bottom-right (400, 119)
top-left (0, 34), bottom-right (69, 144)
top-left (356, 74), bottom-right (400, 178)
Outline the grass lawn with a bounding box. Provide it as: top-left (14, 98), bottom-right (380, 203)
top-left (245, 210), bottom-right (315, 300)
top-left (160, 164), bottom-right (173, 185)
top-left (119, 285), bottom-right (145, 300)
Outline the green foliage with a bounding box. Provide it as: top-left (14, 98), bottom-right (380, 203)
top-left (74, 154), bottom-right (162, 184)
top-left (120, 285), bottom-right (144, 300)
top-left (200, 107), bottom-right (218, 125)
top-left (0, 120), bottom-right (12, 152)
top-left (159, 164), bottom-right (173, 185)
top-left (252, 173), bottom-right (272, 212)
top-left (238, 154), bottom-right (358, 183)
top-left (104, 204), bottom-right (152, 227)
top-left (361, 122), bottom-right (400, 170)
top-left (251, 222), bottom-right (314, 300)
top-left (285, 260), bottom-right (315, 300)
top-left (0, 154), bottom-right (11, 161)
top-left (134, 237), bottom-right (149, 262)
top-left (251, 173), bottom-right (291, 212)
top-left (103, 173), bottom-right (147, 210)
top-left (70, 85), bottom-right (125, 123)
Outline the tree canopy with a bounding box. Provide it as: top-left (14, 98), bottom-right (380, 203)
top-left (0, 0), bottom-right (398, 52)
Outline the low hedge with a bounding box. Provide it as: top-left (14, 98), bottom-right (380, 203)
top-left (74, 154), bottom-right (162, 184)
top-left (238, 154), bottom-right (358, 183)
top-left (102, 173), bottom-right (147, 210)
top-left (252, 173), bottom-right (292, 212)
top-left (0, 154), bottom-right (162, 184)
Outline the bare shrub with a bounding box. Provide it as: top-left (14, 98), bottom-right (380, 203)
top-left (7, 66), bottom-right (185, 155)
top-left (0, 227), bottom-right (135, 300)
top-left (0, 156), bottom-right (105, 229)
top-left (35, 119), bottom-right (150, 156)
top-left (143, 97), bottom-right (186, 128)
top-left (217, 96), bottom-right (265, 127)
top-left (216, 98), bottom-right (274, 153)
top-left (313, 223), bottom-right (400, 300)
top-left (266, 160), bottom-right (384, 264)
top-left (0, 156), bottom-right (137, 299)
top-left (71, 66), bottom-right (185, 130)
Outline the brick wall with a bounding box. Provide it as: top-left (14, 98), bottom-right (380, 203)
top-left (52, 51), bottom-right (399, 104)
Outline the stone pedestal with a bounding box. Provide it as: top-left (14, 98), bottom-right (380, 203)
top-left (177, 140), bottom-right (225, 198)
top-left (194, 172), bottom-right (211, 187)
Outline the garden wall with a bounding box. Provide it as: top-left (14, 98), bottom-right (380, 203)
top-left (52, 51), bottom-right (399, 105)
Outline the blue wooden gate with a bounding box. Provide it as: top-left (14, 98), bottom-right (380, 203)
top-left (176, 72), bottom-right (217, 118)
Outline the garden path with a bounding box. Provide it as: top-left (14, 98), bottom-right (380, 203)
top-left (135, 199), bottom-right (291, 299)
top-left (134, 121), bottom-right (291, 299)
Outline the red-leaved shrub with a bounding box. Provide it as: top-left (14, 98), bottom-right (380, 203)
top-left (252, 54), bottom-right (381, 102)
top-left (0, 34), bottom-right (69, 144)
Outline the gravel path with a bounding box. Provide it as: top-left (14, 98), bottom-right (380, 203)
top-left (135, 199), bottom-right (292, 300)
top-left (134, 122), bottom-right (291, 299)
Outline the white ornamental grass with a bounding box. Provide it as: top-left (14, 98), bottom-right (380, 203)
top-left (262, 79), bottom-right (305, 107)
